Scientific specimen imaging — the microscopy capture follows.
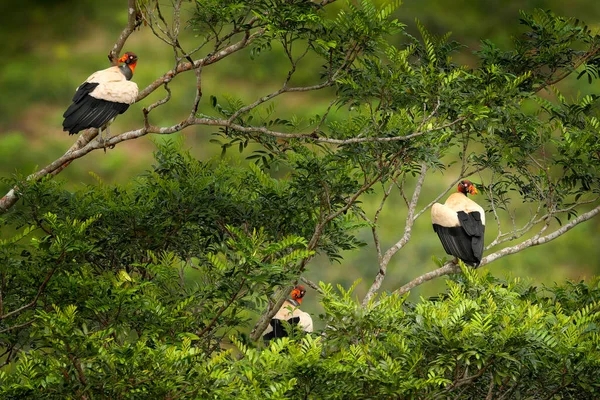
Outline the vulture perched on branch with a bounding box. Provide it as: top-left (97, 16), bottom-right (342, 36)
top-left (263, 285), bottom-right (313, 343)
top-left (63, 52), bottom-right (138, 141)
top-left (431, 180), bottom-right (485, 267)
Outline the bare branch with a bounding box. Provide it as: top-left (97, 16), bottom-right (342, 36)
top-left (300, 277), bottom-right (324, 294)
top-left (109, 0), bottom-right (141, 64)
top-left (393, 261), bottom-right (462, 297)
top-left (143, 82), bottom-right (172, 127)
top-left (393, 203), bottom-right (600, 297)
top-left (359, 180), bottom-right (395, 264)
top-left (362, 163), bottom-right (427, 305)
top-left (485, 203), bottom-right (541, 250)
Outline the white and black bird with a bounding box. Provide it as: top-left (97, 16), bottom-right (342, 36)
top-left (431, 180), bottom-right (485, 267)
top-left (263, 285), bottom-right (313, 343)
top-left (63, 52), bottom-right (139, 140)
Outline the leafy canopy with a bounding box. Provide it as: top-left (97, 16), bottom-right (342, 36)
top-left (1, 0), bottom-right (600, 398)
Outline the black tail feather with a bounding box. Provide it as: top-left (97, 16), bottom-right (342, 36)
top-left (433, 223), bottom-right (484, 266)
top-left (63, 95), bottom-right (129, 135)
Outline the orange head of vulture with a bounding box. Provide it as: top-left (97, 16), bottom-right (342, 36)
top-left (458, 180), bottom-right (478, 196)
top-left (118, 52), bottom-right (138, 73)
top-left (291, 285), bottom-right (306, 304)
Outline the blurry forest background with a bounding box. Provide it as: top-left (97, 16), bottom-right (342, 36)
top-left (1, 0), bottom-right (599, 322)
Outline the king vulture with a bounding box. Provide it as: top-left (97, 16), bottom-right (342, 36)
top-left (63, 52), bottom-right (139, 140)
top-left (431, 180), bottom-right (485, 267)
top-left (263, 285), bottom-right (313, 343)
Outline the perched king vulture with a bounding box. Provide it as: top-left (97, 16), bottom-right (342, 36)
top-left (431, 180), bottom-right (485, 267)
top-left (63, 52), bottom-right (139, 139)
top-left (263, 285), bottom-right (313, 343)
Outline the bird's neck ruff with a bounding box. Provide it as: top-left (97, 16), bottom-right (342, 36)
top-left (127, 62), bottom-right (137, 74)
top-left (118, 64), bottom-right (134, 80)
top-left (288, 298), bottom-right (300, 307)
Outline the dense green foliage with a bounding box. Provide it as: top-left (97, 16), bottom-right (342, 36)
top-left (1, 182), bottom-right (599, 399)
top-left (1, 0), bottom-right (600, 398)
top-left (0, 144), bottom-right (599, 398)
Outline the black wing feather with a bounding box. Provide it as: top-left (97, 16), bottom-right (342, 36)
top-left (71, 82), bottom-right (98, 104)
top-left (457, 211), bottom-right (484, 236)
top-left (63, 82), bottom-right (130, 135)
top-left (263, 317), bottom-right (301, 342)
top-left (433, 211), bottom-right (485, 266)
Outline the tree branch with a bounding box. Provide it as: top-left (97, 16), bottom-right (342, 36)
top-left (362, 163), bottom-right (427, 305)
top-left (533, 45), bottom-right (600, 94)
top-left (108, 0), bottom-right (141, 65)
top-left (392, 203), bottom-right (600, 297)
top-left (0, 264), bottom-right (59, 320)
top-left (136, 28), bottom-right (264, 102)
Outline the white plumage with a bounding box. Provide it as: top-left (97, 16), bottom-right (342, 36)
top-left (431, 180), bottom-right (486, 266)
top-left (63, 52), bottom-right (138, 137)
top-left (431, 194), bottom-right (486, 227)
top-left (262, 286), bottom-right (313, 342)
top-left (86, 67), bottom-right (138, 104)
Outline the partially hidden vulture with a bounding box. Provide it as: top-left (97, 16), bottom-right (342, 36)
top-left (263, 285), bottom-right (313, 343)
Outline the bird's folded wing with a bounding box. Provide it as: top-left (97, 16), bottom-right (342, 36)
top-left (297, 311), bottom-right (313, 333)
top-left (457, 211), bottom-right (484, 237)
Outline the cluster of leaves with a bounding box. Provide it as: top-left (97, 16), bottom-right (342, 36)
top-left (2, 258), bottom-right (598, 398)
top-left (0, 142), bottom-right (368, 392)
top-left (333, 9), bottom-right (600, 215)
top-left (2, 1), bottom-right (600, 397)
top-left (196, 2), bottom-right (600, 226)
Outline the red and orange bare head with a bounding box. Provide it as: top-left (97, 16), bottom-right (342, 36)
top-left (118, 52), bottom-right (138, 73)
top-left (457, 180), bottom-right (478, 196)
top-left (291, 285), bottom-right (306, 304)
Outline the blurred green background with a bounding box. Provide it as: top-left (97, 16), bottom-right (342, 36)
top-left (1, 0), bottom-right (599, 319)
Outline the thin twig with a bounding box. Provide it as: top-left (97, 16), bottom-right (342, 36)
top-left (300, 277), bottom-right (324, 294)
top-left (0, 320), bottom-right (34, 334)
top-left (0, 264), bottom-right (59, 320)
top-left (534, 45), bottom-right (600, 93)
